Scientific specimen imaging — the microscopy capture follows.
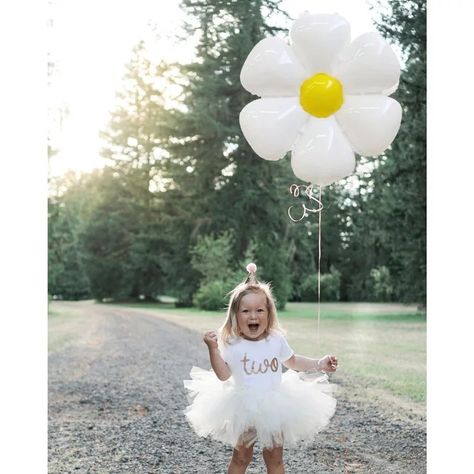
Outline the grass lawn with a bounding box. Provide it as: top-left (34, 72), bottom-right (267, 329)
top-left (119, 301), bottom-right (426, 412)
top-left (48, 303), bottom-right (101, 353)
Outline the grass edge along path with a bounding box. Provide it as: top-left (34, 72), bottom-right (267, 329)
top-left (49, 301), bottom-right (425, 424)
top-left (116, 301), bottom-right (426, 418)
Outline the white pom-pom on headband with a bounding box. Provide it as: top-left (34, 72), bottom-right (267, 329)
top-left (246, 262), bottom-right (257, 273)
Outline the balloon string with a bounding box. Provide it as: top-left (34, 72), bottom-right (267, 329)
top-left (287, 184), bottom-right (323, 354)
top-left (317, 185), bottom-right (322, 352)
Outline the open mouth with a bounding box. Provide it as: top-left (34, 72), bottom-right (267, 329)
top-left (248, 323), bottom-right (259, 333)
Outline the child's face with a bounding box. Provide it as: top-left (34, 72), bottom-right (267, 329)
top-left (236, 291), bottom-right (269, 340)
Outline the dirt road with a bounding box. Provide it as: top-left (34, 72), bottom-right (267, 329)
top-left (49, 302), bottom-right (426, 473)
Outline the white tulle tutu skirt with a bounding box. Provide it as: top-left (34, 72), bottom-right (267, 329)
top-left (183, 367), bottom-right (337, 450)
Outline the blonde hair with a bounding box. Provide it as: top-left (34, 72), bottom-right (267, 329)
top-left (218, 279), bottom-right (286, 345)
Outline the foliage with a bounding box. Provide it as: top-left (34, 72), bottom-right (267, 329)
top-left (300, 268), bottom-right (341, 302)
top-left (370, 265), bottom-right (394, 302)
top-left (193, 279), bottom-right (229, 310)
top-left (190, 232), bottom-right (241, 309)
top-left (254, 237), bottom-right (292, 309)
top-left (48, 172), bottom-right (92, 300)
top-left (190, 231), bottom-right (235, 283)
top-left (80, 44), bottom-right (173, 301)
top-left (321, 270), bottom-right (341, 302)
top-left (48, 0), bottom-right (426, 307)
top-left (332, 0), bottom-right (426, 304)
top-left (156, 0), bottom-right (294, 305)
top-left (366, 0), bottom-right (426, 303)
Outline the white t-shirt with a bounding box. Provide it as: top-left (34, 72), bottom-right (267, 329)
top-left (218, 330), bottom-right (294, 390)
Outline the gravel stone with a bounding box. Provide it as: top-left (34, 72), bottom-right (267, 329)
top-left (49, 303), bottom-right (426, 473)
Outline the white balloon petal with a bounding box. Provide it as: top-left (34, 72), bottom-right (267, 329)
top-left (290, 12), bottom-right (351, 73)
top-left (291, 117), bottom-right (355, 186)
top-left (240, 37), bottom-right (308, 97)
top-left (382, 81), bottom-right (400, 96)
top-left (240, 98), bottom-right (309, 161)
top-left (336, 95), bottom-right (402, 156)
top-left (333, 32), bottom-right (401, 94)
top-left (239, 14), bottom-right (403, 187)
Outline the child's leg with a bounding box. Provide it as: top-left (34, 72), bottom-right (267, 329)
top-left (262, 445), bottom-right (284, 474)
top-left (227, 429), bottom-right (256, 474)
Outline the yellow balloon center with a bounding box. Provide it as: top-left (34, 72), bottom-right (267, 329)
top-left (299, 73), bottom-right (344, 118)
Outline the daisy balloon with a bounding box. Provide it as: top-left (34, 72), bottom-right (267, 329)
top-left (239, 12), bottom-right (402, 187)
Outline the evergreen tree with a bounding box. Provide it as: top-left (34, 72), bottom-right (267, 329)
top-left (94, 41), bottom-right (171, 300)
top-left (367, 0), bottom-right (426, 303)
top-left (48, 1), bottom-right (426, 305)
top-left (334, 0), bottom-right (426, 303)
top-left (159, 0), bottom-right (297, 306)
top-left (48, 172), bottom-right (92, 300)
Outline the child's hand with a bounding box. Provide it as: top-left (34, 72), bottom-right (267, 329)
top-left (203, 330), bottom-right (219, 350)
top-left (318, 355), bottom-right (338, 373)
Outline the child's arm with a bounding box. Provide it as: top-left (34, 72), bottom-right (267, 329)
top-left (208, 347), bottom-right (231, 381)
top-left (203, 330), bottom-right (232, 381)
top-left (283, 354), bottom-right (338, 373)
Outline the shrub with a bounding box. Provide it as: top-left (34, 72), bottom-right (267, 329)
top-left (193, 270), bottom-right (254, 311)
top-left (370, 266), bottom-right (394, 301)
top-left (300, 269), bottom-right (341, 302)
top-left (190, 232), bottom-right (234, 284)
top-left (254, 240), bottom-right (292, 310)
top-left (193, 280), bottom-right (229, 311)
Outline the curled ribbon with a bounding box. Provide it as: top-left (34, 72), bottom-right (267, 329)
top-left (287, 184), bottom-right (323, 223)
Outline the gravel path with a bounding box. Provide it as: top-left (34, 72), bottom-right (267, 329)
top-left (49, 302), bottom-right (426, 473)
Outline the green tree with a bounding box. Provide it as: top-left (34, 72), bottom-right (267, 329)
top-left (370, 265), bottom-right (394, 301)
top-left (157, 0), bottom-right (296, 306)
top-left (367, 0), bottom-right (426, 303)
top-left (333, 1), bottom-right (426, 303)
top-left (93, 41), bottom-right (171, 300)
top-left (191, 231), bottom-right (235, 283)
top-left (48, 172), bottom-right (92, 300)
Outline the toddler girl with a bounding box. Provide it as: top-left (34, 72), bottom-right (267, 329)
top-left (183, 263), bottom-right (337, 473)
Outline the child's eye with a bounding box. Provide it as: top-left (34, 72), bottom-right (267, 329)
top-left (242, 309), bottom-right (249, 313)
top-left (257, 309), bottom-right (264, 312)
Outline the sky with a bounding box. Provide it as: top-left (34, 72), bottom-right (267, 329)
top-left (48, 0), bottom-right (380, 178)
